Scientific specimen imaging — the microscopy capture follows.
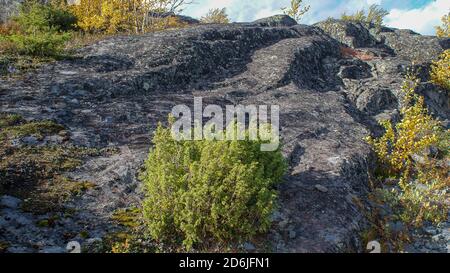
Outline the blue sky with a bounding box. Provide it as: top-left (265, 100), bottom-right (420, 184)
top-left (182, 0), bottom-right (450, 35)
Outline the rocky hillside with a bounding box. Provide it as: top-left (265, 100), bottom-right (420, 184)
top-left (0, 15), bottom-right (448, 253)
top-left (0, 0), bottom-right (21, 23)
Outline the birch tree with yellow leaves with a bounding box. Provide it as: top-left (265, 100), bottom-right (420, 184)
top-left (71, 0), bottom-right (192, 34)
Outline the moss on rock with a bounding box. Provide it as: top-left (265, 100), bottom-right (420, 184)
top-left (112, 207), bottom-right (141, 229)
top-left (0, 113), bottom-right (102, 214)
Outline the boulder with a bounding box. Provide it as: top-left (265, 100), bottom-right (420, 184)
top-left (251, 14), bottom-right (298, 27)
top-left (0, 195), bottom-right (21, 209)
top-left (315, 19), bottom-right (379, 48)
top-left (375, 28), bottom-right (450, 63)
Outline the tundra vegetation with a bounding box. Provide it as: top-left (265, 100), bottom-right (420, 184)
top-left (341, 4), bottom-right (389, 30)
top-left (435, 12), bottom-right (449, 38)
top-left (365, 70), bottom-right (449, 251)
top-left (0, 113), bottom-right (106, 214)
top-left (0, 0), bottom-right (194, 76)
top-left (431, 13), bottom-right (450, 91)
top-left (139, 117), bottom-right (287, 251)
top-left (71, 0), bottom-right (193, 33)
top-left (350, 3), bottom-right (449, 251)
top-left (200, 8), bottom-right (230, 24)
top-left (0, 1), bottom-right (449, 254)
top-left (282, 0), bottom-right (310, 22)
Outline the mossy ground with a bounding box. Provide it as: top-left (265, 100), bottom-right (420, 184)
top-left (105, 206), bottom-right (271, 253)
top-left (112, 207), bottom-right (141, 229)
top-left (0, 113), bottom-right (65, 140)
top-left (362, 130), bottom-right (449, 252)
top-left (105, 207), bottom-right (153, 253)
top-left (0, 32), bottom-right (99, 78)
top-left (0, 53), bottom-right (55, 77)
top-left (0, 113), bottom-right (105, 215)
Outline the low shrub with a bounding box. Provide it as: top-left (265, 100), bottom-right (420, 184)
top-left (341, 4), bottom-right (389, 30)
top-left (431, 15), bottom-right (450, 91)
top-left (366, 72), bottom-right (441, 180)
top-left (7, 31), bottom-right (71, 57)
top-left (200, 8), bottom-right (230, 24)
top-left (435, 12), bottom-right (449, 38)
top-left (366, 71), bottom-right (448, 248)
top-left (0, 21), bottom-right (21, 36)
top-left (341, 10), bottom-right (366, 23)
top-left (71, 0), bottom-right (192, 34)
top-left (140, 118), bottom-right (287, 250)
top-left (149, 16), bottom-right (188, 32)
top-left (282, 0), bottom-right (310, 22)
top-left (46, 3), bottom-right (78, 32)
top-left (1, 1), bottom-right (73, 57)
top-left (431, 49), bottom-right (450, 91)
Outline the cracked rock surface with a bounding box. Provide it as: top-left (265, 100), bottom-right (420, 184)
top-left (0, 16), bottom-right (448, 252)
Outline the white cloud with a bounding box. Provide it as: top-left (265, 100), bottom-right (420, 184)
top-left (185, 0), bottom-right (380, 23)
top-left (302, 0), bottom-right (380, 24)
top-left (183, 0), bottom-right (236, 19)
top-left (367, 0), bottom-right (382, 5)
top-left (384, 0), bottom-right (450, 35)
top-left (254, 8), bottom-right (278, 21)
top-left (183, 0), bottom-right (450, 35)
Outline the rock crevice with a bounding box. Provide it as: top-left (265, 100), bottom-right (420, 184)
top-left (0, 16), bottom-right (448, 253)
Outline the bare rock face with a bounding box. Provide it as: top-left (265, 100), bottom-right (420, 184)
top-left (0, 17), bottom-right (448, 253)
top-left (0, 0), bottom-right (22, 23)
top-left (316, 19), bottom-right (449, 128)
top-left (375, 28), bottom-right (449, 63)
top-left (251, 14), bottom-right (298, 27)
top-left (315, 19), bottom-right (379, 48)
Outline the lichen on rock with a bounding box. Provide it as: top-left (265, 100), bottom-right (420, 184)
top-left (0, 15), bottom-right (448, 253)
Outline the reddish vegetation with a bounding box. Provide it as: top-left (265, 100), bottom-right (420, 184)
top-left (0, 21), bottom-right (21, 36)
top-left (340, 46), bottom-right (377, 61)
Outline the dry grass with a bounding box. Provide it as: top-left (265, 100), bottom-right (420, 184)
top-left (65, 32), bottom-right (115, 52)
top-left (0, 21), bottom-right (21, 36)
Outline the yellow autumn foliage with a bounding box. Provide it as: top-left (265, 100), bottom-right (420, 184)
top-left (430, 49), bottom-right (450, 91)
top-left (366, 71), bottom-right (448, 231)
top-left (435, 12), bottom-right (449, 38)
top-left (200, 8), bottom-right (230, 24)
top-left (430, 13), bottom-right (450, 91)
top-left (282, 0), bottom-right (310, 22)
top-left (70, 0), bottom-right (190, 34)
top-left (366, 72), bottom-right (440, 181)
top-left (352, 12), bottom-right (449, 248)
